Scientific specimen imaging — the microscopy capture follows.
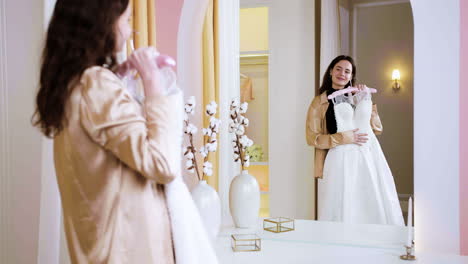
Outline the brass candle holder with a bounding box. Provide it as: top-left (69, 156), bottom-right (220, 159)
top-left (400, 241), bottom-right (416, 261)
top-left (263, 217), bottom-right (295, 233)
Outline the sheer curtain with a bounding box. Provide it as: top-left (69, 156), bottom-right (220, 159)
top-left (177, 0), bottom-right (211, 188)
top-left (320, 0), bottom-right (341, 79)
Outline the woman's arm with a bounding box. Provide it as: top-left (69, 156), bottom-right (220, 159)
top-left (79, 67), bottom-right (183, 184)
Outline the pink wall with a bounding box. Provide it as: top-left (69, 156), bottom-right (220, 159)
top-left (155, 0), bottom-right (184, 62)
top-left (461, 0), bottom-right (468, 256)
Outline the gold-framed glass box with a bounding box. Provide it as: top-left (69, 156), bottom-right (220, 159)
top-left (231, 234), bottom-right (261, 252)
top-left (263, 217), bottom-right (295, 233)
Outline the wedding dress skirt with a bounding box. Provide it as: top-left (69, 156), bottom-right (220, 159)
top-left (318, 93), bottom-right (404, 226)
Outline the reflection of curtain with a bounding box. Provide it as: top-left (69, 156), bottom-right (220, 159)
top-left (127, 0), bottom-right (157, 54)
top-left (177, 0), bottom-right (210, 189)
top-left (320, 0), bottom-right (341, 78)
top-left (202, 0), bottom-right (219, 190)
top-left (315, 0), bottom-right (341, 221)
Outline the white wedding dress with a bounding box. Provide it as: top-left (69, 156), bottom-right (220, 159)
top-left (318, 91), bottom-right (404, 226)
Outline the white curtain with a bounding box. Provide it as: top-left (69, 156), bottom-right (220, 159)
top-left (177, 0), bottom-right (210, 100)
top-left (177, 0), bottom-right (210, 189)
top-left (320, 0), bottom-right (341, 78)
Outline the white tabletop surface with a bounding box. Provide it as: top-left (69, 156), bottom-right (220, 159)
top-left (215, 219), bottom-right (468, 264)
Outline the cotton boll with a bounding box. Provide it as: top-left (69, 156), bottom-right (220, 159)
top-left (185, 151), bottom-right (194, 160)
top-left (187, 96), bottom-right (196, 107)
top-left (206, 101), bottom-right (218, 116)
top-left (235, 125), bottom-right (245, 135)
top-left (231, 98), bottom-right (240, 108)
top-left (202, 128), bottom-right (212, 137)
top-left (242, 117), bottom-right (249, 127)
top-left (240, 102), bottom-right (248, 114)
top-left (203, 162), bottom-right (213, 176)
top-left (184, 104), bottom-right (194, 115)
top-left (185, 123), bottom-right (198, 135)
top-left (199, 146), bottom-right (208, 157)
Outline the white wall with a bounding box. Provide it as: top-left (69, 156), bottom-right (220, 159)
top-left (268, 0), bottom-right (315, 220)
top-left (1, 0), bottom-right (46, 263)
top-left (0, 0), bottom-right (62, 263)
top-left (411, 0), bottom-right (460, 255)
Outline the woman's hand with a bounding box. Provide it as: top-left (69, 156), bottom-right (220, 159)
top-left (356, 84), bottom-right (367, 91)
top-left (128, 47), bottom-right (162, 96)
top-left (351, 128), bottom-right (368, 146)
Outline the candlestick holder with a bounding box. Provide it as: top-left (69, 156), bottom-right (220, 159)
top-left (400, 241), bottom-right (416, 261)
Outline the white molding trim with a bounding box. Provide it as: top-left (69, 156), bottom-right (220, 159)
top-left (240, 0), bottom-right (270, 8)
top-left (351, 0), bottom-right (410, 61)
top-left (0, 0), bottom-right (9, 262)
top-left (218, 0), bottom-right (240, 227)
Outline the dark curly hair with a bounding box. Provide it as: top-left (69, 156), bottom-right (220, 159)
top-left (318, 55), bottom-right (357, 95)
top-left (33, 0), bottom-right (130, 137)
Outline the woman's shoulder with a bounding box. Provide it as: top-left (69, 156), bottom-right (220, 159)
top-left (79, 66), bottom-right (124, 92)
top-left (77, 66), bottom-right (128, 103)
top-left (310, 92), bottom-right (327, 108)
top-left (81, 66), bottom-right (120, 84)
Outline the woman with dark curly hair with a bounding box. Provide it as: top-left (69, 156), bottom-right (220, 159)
top-left (33, 1), bottom-right (217, 263)
top-left (306, 55), bottom-right (403, 225)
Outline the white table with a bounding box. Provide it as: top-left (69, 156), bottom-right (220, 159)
top-left (215, 220), bottom-right (468, 264)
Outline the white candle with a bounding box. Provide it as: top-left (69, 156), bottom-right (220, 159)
top-left (406, 197), bottom-right (413, 247)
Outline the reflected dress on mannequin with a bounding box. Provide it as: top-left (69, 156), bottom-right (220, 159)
top-left (318, 91), bottom-right (404, 225)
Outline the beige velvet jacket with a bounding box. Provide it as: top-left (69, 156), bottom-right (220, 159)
top-left (54, 66), bottom-right (182, 264)
top-left (305, 92), bottom-right (383, 179)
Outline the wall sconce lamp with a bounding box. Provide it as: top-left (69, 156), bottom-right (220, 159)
top-left (392, 69), bottom-right (401, 91)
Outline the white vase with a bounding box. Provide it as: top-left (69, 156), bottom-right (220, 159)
top-left (191, 180), bottom-right (221, 241)
top-left (229, 170), bottom-right (260, 228)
